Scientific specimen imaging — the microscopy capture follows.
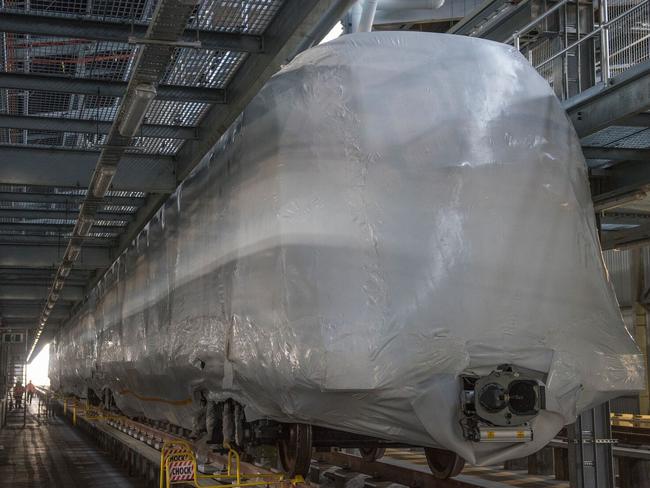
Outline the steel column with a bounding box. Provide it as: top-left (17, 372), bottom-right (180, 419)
top-left (567, 402), bottom-right (615, 488)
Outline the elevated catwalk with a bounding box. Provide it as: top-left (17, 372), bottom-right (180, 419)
top-left (0, 402), bottom-right (146, 488)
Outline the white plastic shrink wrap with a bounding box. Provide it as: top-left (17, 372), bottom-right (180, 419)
top-left (50, 32), bottom-right (644, 464)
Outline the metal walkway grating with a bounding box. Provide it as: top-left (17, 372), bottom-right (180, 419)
top-left (0, 0), bottom-right (285, 155)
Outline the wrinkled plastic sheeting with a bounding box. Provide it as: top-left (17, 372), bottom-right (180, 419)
top-left (50, 32), bottom-right (644, 465)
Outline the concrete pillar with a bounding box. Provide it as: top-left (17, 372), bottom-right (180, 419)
top-left (528, 447), bottom-right (554, 475)
top-left (619, 458), bottom-right (650, 488)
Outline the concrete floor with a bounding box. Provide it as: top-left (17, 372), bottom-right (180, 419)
top-left (0, 401), bottom-right (147, 488)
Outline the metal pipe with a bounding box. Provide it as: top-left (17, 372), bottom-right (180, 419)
top-left (563, 1), bottom-right (569, 98)
top-left (377, 0), bottom-right (441, 7)
top-left (347, 1), bottom-right (363, 33)
top-left (505, 0), bottom-right (573, 44)
top-left (600, 0), bottom-right (610, 85)
top-left (358, 0), bottom-right (379, 32)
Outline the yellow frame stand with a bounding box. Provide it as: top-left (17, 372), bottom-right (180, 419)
top-left (159, 440), bottom-right (305, 488)
top-left (58, 396), bottom-right (304, 488)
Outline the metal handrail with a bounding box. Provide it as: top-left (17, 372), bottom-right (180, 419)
top-left (507, 0), bottom-right (574, 46)
top-left (509, 0), bottom-right (650, 95)
top-left (533, 0), bottom-right (649, 70)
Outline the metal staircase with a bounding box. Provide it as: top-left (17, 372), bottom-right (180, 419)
top-left (451, 0), bottom-right (650, 101)
top-left (513, 0), bottom-right (597, 99)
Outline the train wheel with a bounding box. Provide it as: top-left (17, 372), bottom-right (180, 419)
top-left (278, 423), bottom-right (313, 477)
top-left (424, 447), bottom-right (465, 479)
top-left (359, 447), bottom-right (386, 462)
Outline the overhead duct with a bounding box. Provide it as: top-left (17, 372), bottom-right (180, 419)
top-left (379, 0), bottom-right (443, 7)
top-left (349, 0), bottom-right (445, 32)
top-left (358, 0), bottom-right (380, 31)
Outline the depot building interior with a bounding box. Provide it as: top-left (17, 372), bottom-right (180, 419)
top-left (1, 1), bottom-right (650, 488)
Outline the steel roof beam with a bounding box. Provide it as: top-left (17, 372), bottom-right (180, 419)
top-left (0, 267), bottom-right (89, 275)
top-left (0, 285), bottom-right (83, 301)
top-left (0, 145), bottom-right (175, 192)
top-left (0, 268), bottom-right (91, 283)
top-left (0, 279), bottom-right (89, 288)
top-left (601, 224), bottom-right (650, 250)
top-left (0, 73), bottom-right (225, 103)
top-left (0, 12), bottom-right (263, 53)
top-left (0, 223), bottom-right (124, 233)
top-left (582, 146), bottom-right (650, 161)
top-left (0, 115), bottom-right (197, 140)
top-left (601, 212), bottom-right (650, 225)
top-left (598, 160), bottom-right (650, 194)
top-left (565, 60), bottom-right (650, 137)
top-left (0, 308), bottom-right (69, 320)
top-left (0, 321), bottom-right (43, 329)
top-left (0, 192), bottom-right (144, 206)
top-left (0, 209), bottom-right (133, 222)
top-left (617, 112), bottom-right (650, 127)
top-left (592, 186), bottom-right (650, 212)
top-left (0, 235), bottom-right (115, 247)
top-left (0, 73), bottom-right (224, 103)
top-left (0, 244), bottom-right (111, 269)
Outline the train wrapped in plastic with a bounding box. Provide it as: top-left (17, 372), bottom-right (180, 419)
top-left (50, 32), bottom-right (644, 474)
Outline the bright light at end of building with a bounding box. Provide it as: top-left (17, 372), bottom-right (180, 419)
top-left (320, 22), bottom-right (343, 44)
top-left (26, 343), bottom-right (50, 387)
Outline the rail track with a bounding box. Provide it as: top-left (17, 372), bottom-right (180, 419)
top-left (46, 394), bottom-right (487, 488)
top-left (39, 391), bottom-right (650, 488)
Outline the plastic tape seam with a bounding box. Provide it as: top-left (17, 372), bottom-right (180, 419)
top-left (117, 389), bottom-right (192, 406)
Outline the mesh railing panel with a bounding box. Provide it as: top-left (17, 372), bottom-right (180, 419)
top-left (607, 0), bottom-right (650, 76)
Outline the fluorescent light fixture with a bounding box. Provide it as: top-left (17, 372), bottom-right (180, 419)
top-left (93, 165), bottom-right (117, 198)
top-left (67, 245), bottom-right (81, 261)
top-left (119, 83), bottom-right (157, 137)
top-left (76, 216), bottom-right (93, 237)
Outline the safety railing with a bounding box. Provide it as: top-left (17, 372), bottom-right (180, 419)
top-left (159, 439), bottom-right (304, 488)
top-left (607, 0), bottom-right (650, 77)
top-left (52, 395), bottom-right (305, 488)
top-left (510, 0), bottom-right (650, 100)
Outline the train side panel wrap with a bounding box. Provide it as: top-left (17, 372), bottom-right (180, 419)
top-left (50, 32), bottom-right (644, 465)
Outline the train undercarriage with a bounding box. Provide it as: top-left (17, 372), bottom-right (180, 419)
top-left (79, 364), bottom-right (547, 480)
top-left (90, 389), bottom-right (466, 480)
